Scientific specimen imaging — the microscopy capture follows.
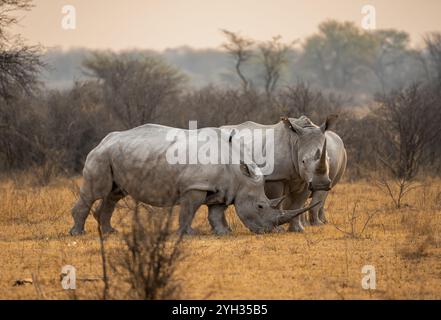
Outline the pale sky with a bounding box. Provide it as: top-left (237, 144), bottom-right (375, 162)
top-left (11, 0), bottom-right (441, 51)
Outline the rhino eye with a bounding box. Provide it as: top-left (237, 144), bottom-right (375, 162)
top-left (258, 204), bottom-right (263, 209)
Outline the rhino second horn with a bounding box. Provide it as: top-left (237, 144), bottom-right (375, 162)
top-left (274, 201), bottom-right (321, 225)
top-left (269, 195), bottom-right (286, 208)
top-left (316, 139), bottom-right (327, 174)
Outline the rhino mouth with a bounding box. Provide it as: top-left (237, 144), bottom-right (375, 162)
top-left (308, 183), bottom-right (331, 192)
top-left (243, 221), bottom-right (272, 234)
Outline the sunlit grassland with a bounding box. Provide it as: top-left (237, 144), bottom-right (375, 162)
top-left (0, 176), bottom-right (440, 299)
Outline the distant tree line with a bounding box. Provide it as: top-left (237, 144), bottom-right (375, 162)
top-left (42, 21), bottom-right (441, 99)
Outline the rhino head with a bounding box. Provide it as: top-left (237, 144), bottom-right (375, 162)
top-left (282, 114), bottom-right (338, 192)
top-left (232, 162), bottom-right (320, 233)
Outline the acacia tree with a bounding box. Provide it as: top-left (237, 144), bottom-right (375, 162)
top-left (0, 0), bottom-right (42, 99)
top-left (84, 52), bottom-right (186, 129)
top-left (221, 29), bottom-right (254, 91)
top-left (258, 35), bottom-right (292, 97)
top-left (0, 0), bottom-right (43, 172)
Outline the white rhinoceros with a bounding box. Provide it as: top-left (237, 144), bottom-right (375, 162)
top-left (208, 115), bottom-right (346, 233)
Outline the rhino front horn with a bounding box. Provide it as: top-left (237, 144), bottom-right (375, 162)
top-left (274, 201), bottom-right (321, 225)
top-left (316, 139), bottom-right (327, 174)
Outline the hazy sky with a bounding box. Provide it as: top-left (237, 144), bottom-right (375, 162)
top-left (11, 0), bottom-right (441, 51)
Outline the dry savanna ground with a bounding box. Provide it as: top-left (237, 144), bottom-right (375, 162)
top-left (0, 175), bottom-right (441, 300)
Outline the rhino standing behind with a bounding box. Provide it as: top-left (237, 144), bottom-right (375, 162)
top-left (307, 128), bottom-right (346, 225)
top-left (69, 124), bottom-right (318, 236)
top-left (211, 115), bottom-right (346, 232)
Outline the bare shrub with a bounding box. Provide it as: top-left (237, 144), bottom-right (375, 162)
top-left (330, 201), bottom-right (376, 239)
top-left (173, 86), bottom-right (269, 128)
top-left (276, 81), bottom-right (348, 121)
top-left (106, 203), bottom-right (184, 300)
top-left (373, 84), bottom-right (441, 208)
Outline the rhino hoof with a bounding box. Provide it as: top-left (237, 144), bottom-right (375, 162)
top-left (273, 226), bottom-right (285, 233)
top-left (69, 228), bottom-right (85, 236)
top-left (310, 219), bottom-right (324, 226)
top-left (288, 225), bottom-right (305, 233)
top-left (213, 228), bottom-right (231, 236)
top-left (179, 227), bottom-right (199, 236)
top-left (101, 226), bottom-right (118, 234)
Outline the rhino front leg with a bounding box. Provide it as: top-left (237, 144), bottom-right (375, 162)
top-left (300, 211), bottom-right (309, 227)
top-left (208, 204), bottom-right (231, 235)
top-left (178, 190), bottom-right (207, 235)
top-left (318, 192), bottom-right (329, 224)
top-left (285, 189), bottom-right (310, 233)
top-left (308, 191), bottom-right (327, 226)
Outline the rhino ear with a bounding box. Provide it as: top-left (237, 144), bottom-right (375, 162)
top-left (240, 163), bottom-right (253, 178)
top-left (320, 114), bottom-right (339, 133)
top-left (281, 117), bottom-right (305, 135)
top-left (280, 116), bottom-right (290, 127)
top-left (240, 162), bottom-right (263, 180)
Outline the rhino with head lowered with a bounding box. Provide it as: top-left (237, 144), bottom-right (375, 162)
top-left (209, 115), bottom-right (346, 233)
top-left (69, 124), bottom-right (319, 236)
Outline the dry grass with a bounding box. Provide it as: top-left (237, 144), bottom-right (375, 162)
top-left (0, 176), bottom-right (441, 299)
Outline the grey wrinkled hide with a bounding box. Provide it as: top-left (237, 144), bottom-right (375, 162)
top-left (69, 124), bottom-right (317, 236)
top-left (213, 115), bottom-right (346, 232)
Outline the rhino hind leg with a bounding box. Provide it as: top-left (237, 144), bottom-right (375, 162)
top-left (208, 204), bottom-right (231, 235)
top-left (70, 160), bottom-right (114, 236)
top-left (93, 188), bottom-right (125, 234)
top-left (70, 195), bottom-right (94, 236)
top-left (178, 190), bottom-right (207, 235)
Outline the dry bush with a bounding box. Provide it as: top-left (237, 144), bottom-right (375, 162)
top-left (105, 203), bottom-right (184, 300)
top-left (330, 201), bottom-right (377, 239)
top-left (373, 84), bottom-right (441, 208)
